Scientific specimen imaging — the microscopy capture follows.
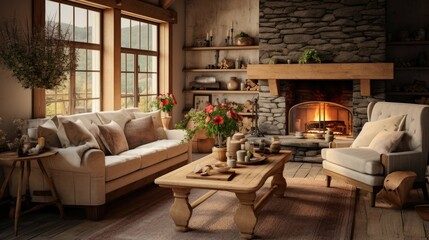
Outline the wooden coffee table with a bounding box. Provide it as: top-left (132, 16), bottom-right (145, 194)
top-left (155, 150), bottom-right (291, 239)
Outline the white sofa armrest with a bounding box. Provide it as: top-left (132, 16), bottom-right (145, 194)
top-left (165, 129), bottom-right (186, 140)
top-left (381, 150), bottom-right (426, 181)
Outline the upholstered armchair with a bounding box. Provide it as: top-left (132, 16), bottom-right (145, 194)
top-left (322, 102), bottom-right (429, 207)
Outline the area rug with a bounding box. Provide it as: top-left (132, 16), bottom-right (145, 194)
top-left (86, 179), bottom-right (356, 240)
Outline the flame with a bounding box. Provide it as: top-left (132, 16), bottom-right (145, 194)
top-left (313, 105), bottom-right (332, 121)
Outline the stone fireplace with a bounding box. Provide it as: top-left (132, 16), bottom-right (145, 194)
top-left (257, 0), bottom-right (387, 137)
top-left (289, 101), bottom-right (353, 136)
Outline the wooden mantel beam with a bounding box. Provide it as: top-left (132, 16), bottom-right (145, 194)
top-left (247, 63), bottom-right (394, 97)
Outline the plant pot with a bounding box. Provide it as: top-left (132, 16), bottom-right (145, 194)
top-left (161, 116), bottom-right (171, 129)
top-left (235, 37), bottom-right (253, 46)
top-left (212, 146), bottom-right (227, 162)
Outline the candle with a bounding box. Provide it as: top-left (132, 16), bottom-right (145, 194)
top-left (38, 137), bottom-right (45, 149)
top-left (206, 32), bottom-right (209, 41)
top-left (210, 30), bottom-right (213, 37)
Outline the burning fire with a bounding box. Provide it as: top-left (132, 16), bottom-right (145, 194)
top-left (313, 107), bottom-right (332, 121)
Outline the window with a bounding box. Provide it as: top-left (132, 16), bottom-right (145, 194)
top-left (120, 17), bottom-right (159, 111)
top-left (45, 0), bottom-right (101, 116)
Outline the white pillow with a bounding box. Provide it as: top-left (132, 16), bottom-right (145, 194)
top-left (351, 114), bottom-right (406, 148)
top-left (368, 131), bottom-right (404, 154)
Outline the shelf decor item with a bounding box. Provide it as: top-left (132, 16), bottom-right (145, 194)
top-left (152, 93), bottom-right (177, 129)
top-left (235, 32), bottom-right (254, 46)
top-left (0, 18), bottom-right (77, 89)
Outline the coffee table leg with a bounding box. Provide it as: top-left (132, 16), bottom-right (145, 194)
top-left (170, 188), bottom-right (192, 232)
top-left (271, 168), bottom-right (287, 197)
top-left (234, 192), bottom-right (257, 239)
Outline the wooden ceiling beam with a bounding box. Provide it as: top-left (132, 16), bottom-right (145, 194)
top-left (159, 0), bottom-right (176, 9)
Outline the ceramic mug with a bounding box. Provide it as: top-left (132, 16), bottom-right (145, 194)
top-left (236, 150), bottom-right (246, 162)
top-left (227, 158), bottom-right (237, 168)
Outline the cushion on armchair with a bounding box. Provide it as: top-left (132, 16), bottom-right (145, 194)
top-left (351, 114), bottom-right (406, 148)
top-left (368, 131), bottom-right (405, 154)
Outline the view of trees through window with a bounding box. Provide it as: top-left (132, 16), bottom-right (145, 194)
top-left (45, 0), bottom-right (101, 116)
top-left (121, 17), bottom-right (159, 112)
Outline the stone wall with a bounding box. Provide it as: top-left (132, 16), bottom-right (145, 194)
top-left (258, 0), bottom-right (386, 136)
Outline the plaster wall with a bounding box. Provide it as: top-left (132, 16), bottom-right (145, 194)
top-left (0, 0), bottom-right (33, 139)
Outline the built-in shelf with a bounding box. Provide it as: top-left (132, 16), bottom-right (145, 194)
top-left (395, 67), bottom-right (429, 71)
top-left (387, 41), bottom-right (429, 46)
top-left (387, 92), bottom-right (429, 96)
top-left (184, 90), bottom-right (259, 94)
top-left (183, 45), bottom-right (259, 51)
top-left (183, 68), bottom-right (247, 72)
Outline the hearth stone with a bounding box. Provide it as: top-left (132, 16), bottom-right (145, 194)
top-left (246, 135), bottom-right (353, 163)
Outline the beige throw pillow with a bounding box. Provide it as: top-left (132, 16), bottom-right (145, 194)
top-left (97, 109), bottom-right (133, 130)
top-left (134, 110), bottom-right (168, 140)
top-left (61, 119), bottom-right (99, 149)
top-left (98, 120), bottom-right (129, 155)
top-left (368, 131), bottom-right (404, 154)
top-left (124, 116), bottom-right (157, 149)
top-left (37, 119), bottom-right (61, 148)
top-left (351, 114), bottom-right (406, 148)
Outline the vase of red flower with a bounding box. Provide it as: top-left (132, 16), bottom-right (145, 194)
top-left (153, 93), bottom-right (177, 129)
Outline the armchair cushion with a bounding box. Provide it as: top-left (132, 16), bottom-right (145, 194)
top-left (321, 147), bottom-right (383, 175)
top-left (368, 131), bottom-right (404, 154)
top-left (351, 114), bottom-right (405, 148)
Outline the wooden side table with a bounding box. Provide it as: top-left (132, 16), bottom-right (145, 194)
top-left (0, 150), bottom-right (64, 236)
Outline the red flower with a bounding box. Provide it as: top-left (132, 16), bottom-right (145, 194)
top-left (162, 99), bottom-right (169, 105)
top-left (205, 116), bottom-right (211, 123)
top-left (220, 104), bottom-right (227, 109)
top-left (160, 102), bottom-right (164, 107)
top-left (213, 116), bottom-right (224, 125)
top-left (205, 104), bottom-right (214, 114)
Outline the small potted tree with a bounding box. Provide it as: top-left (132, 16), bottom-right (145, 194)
top-left (0, 18), bottom-right (77, 89)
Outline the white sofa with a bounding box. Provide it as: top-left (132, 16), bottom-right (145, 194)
top-left (2, 109), bottom-right (191, 219)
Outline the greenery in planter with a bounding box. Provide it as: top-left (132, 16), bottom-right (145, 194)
top-left (298, 48), bottom-right (322, 64)
top-left (0, 18), bottom-right (77, 89)
top-left (235, 32), bottom-right (249, 38)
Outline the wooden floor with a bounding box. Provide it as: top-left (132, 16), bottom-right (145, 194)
top-left (1, 160), bottom-right (429, 239)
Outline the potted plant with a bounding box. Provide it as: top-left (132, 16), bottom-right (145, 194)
top-left (298, 48), bottom-right (322, 64)
top-left (235, 32), bottom-right (254, 46)
top-left (177, 103), bottom-right (241, 161)
top-left (0, 18), bottom-right (77, 89)
top-left (152, 93), bottom-right (177, 129)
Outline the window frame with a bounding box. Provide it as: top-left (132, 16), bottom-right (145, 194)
top-left (43, 0), bottom-right (103, 117)
top-left (120, 15), bottom-right (160, 111)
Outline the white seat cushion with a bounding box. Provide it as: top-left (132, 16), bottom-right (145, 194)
top-left (105, 155), bottom-right (141, 181)
top-left (136, 140), bottom-right (188, 158)
top-left (321, 147), bottom-right (383, 175)
top-left (120, 147), bottom-right (167, 169)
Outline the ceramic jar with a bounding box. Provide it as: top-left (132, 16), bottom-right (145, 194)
top-left (227, 77), bottom-right (239, 90)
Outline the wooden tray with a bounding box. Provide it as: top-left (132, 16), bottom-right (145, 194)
top-left (186, 171), bottom-right (236, 181)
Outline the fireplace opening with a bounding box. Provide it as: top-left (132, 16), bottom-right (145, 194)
top-left (288, 101), bottom-right (353, 136)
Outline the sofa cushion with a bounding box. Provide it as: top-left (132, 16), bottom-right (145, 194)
top-left (57, 112), bottom-right (102, 129)
top-left (368, 131), bottom-right (404, 154)
top-left (134, 110), bottom-right (167, 140)
top-left (61, 119), bottom-right (99, 148)
top-left (351, 114), bottom-right (406, 148)
top-left (97, 109), bottom-right (133, 130)
top-left (124, 116), bottom-right (157, 149)
top-left (321, 147), bottom-right (383, 175)
top-left (120, 148), bottom-right (166, 169)
top-left (136, 139), bottom-right (187, 159)
top-left (98, 121), bottom-right (129, 155)
top-left (105, 155), bottom-right (141, 182)
top-left (87, 122), bottom-right (109, 154)
top-left (37, 118), bottom-right (61, 148)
